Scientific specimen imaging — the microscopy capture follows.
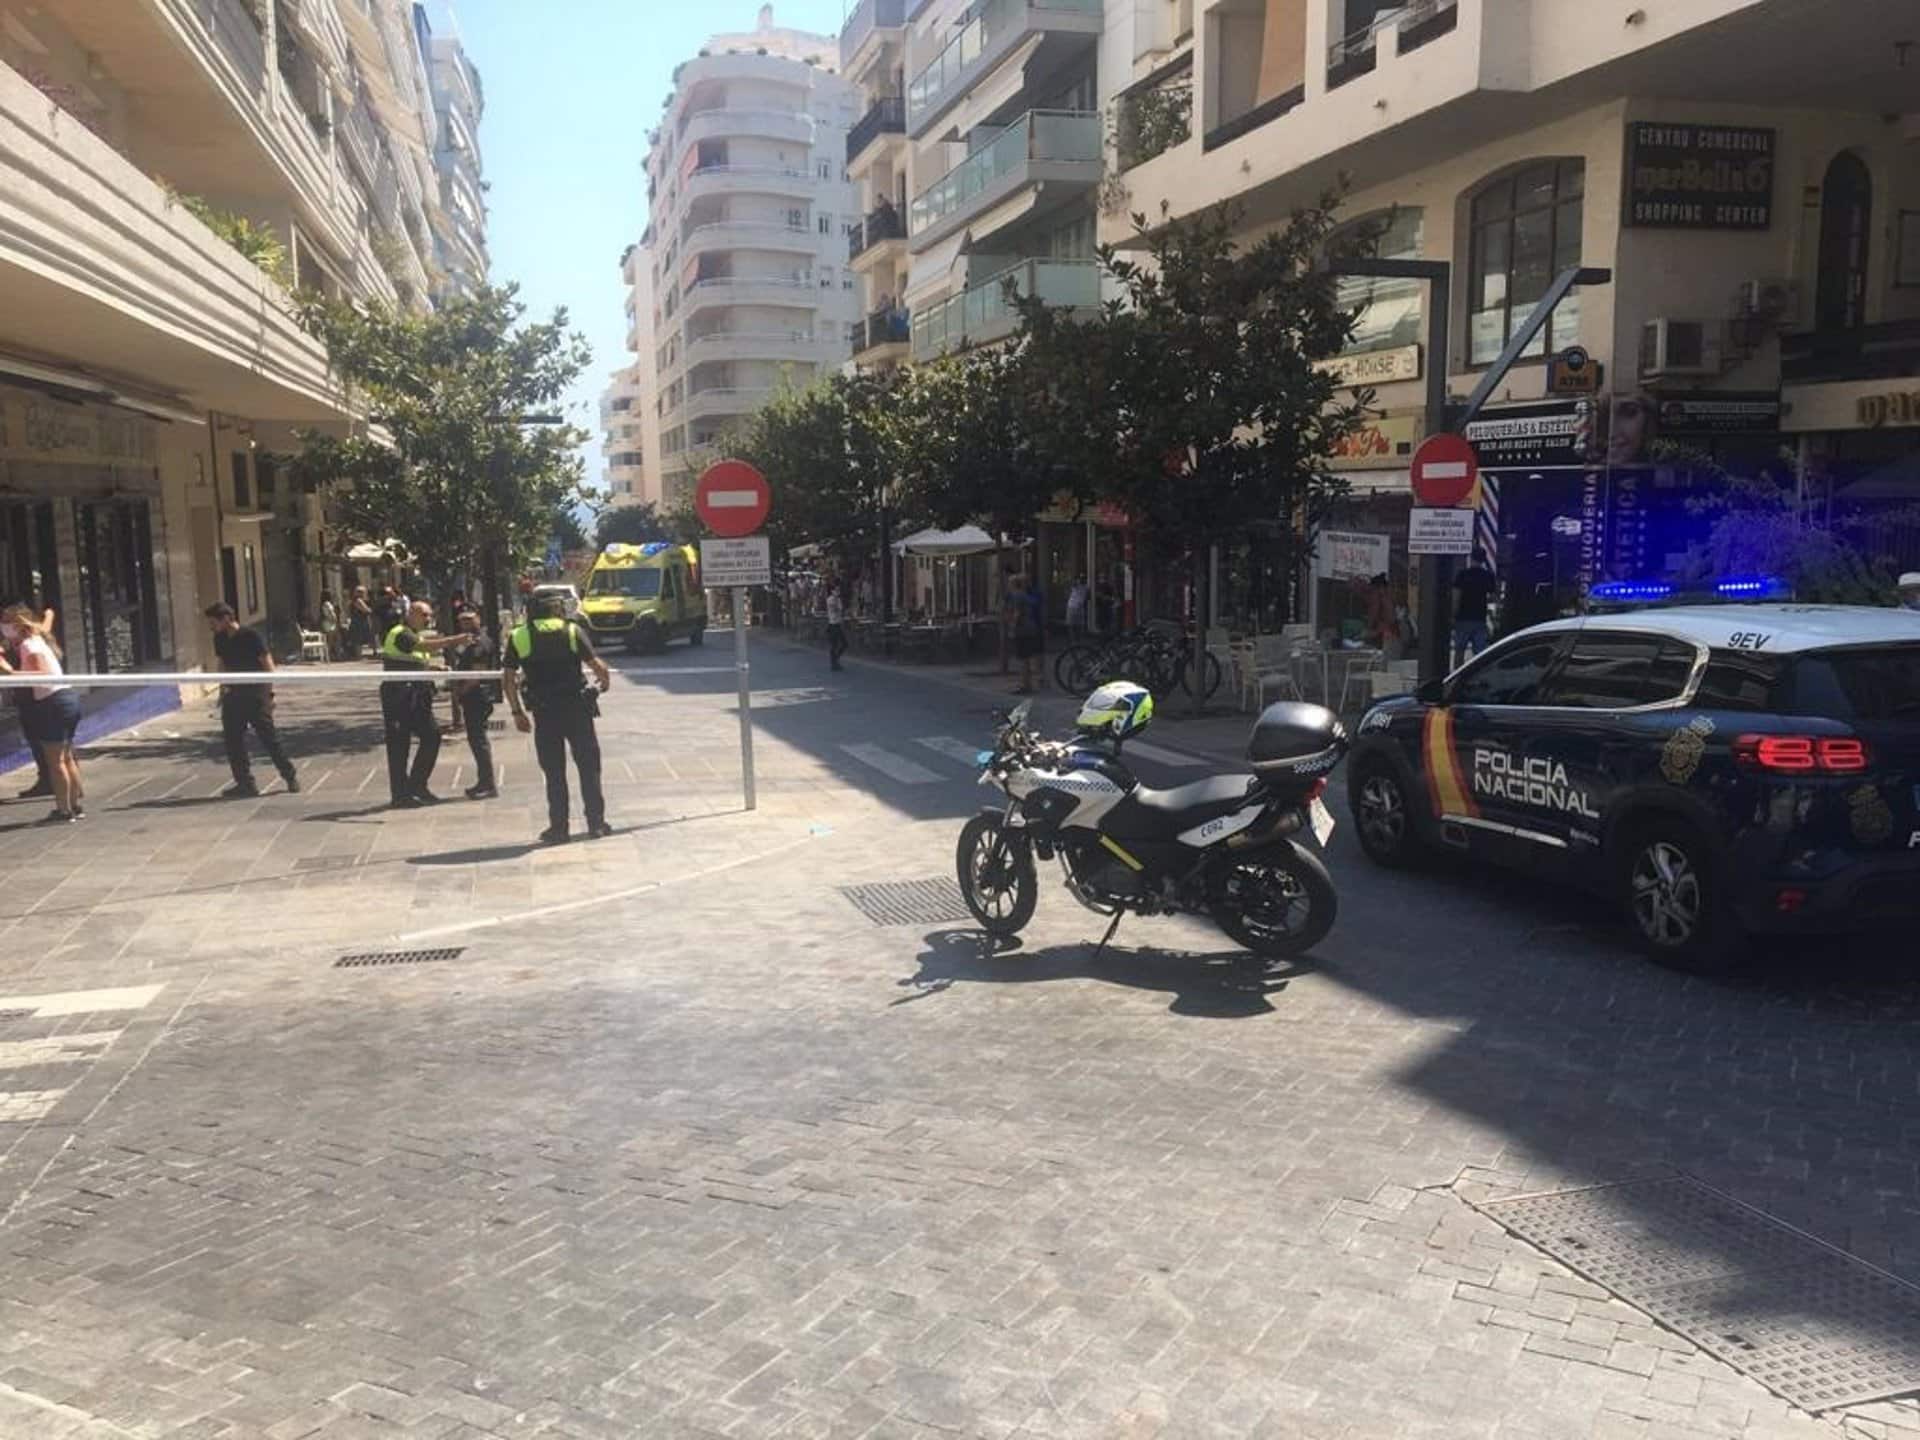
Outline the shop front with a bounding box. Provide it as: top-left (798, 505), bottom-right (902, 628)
top-left (1036, 499), bottom-right (1133, 634)
top-left (1784, 378), bottom-right (1920, 581)
top-left (1306, 410), bottom-right (1422, 646)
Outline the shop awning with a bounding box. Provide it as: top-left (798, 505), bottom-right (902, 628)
top-left (894, 525), bottom-right (1000, 556)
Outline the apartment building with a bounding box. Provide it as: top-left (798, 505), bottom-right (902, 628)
top-left (0, 0), bottom-right (475, 758)
top-left (1102, 0), bottom-right (1920, 634)
top-left (621, 7), bottom-right (860, 512)
top-left (419, 7), bottom-right (489, 296)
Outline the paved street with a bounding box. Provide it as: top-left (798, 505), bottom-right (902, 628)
top-left (0, 634), bottom-right (1917, 1440)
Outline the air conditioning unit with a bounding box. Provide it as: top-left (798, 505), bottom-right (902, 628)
top-left (1640, 318), bottom-right (1722, 379)
top-left (1737, 277), bottom-right (1802, 327)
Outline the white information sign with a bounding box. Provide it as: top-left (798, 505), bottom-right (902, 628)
top-left (1317, 530), bottom-right (1392, 582)
top-left (1409, 507), bottom-right (1476, 556)
top-left (699, 535), bottom-right (772, 588)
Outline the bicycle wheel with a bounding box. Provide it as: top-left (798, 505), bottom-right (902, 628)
top-left (1179, 648), bottom-right (1224, 701)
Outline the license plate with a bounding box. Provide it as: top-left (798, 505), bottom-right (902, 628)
top-left (1309, 796), bottom-right (1336, 846)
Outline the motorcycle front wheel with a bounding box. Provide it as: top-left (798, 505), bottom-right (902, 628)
top-left (1209, 841), bottom-right (1337, 958)
top-left (956, 813), bottom-right (1039, 938)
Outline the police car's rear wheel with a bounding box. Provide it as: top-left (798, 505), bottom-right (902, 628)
top-left (1352, 763), bottom-right (1419, 868)
top-left (1622, 822), bottom-right (1731, 971)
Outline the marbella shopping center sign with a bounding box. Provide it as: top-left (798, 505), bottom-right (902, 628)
top-left (1624, 122), bottom-right (1775, 231)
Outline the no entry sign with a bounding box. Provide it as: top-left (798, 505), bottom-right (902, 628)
top-left (1409, 433), bottom-right (1479, 509)
top-left (694, 460), bottom-right (771, 538)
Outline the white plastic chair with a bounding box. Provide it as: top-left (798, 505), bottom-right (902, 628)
top-left (299, 629), bottom-right (328, 663)
top-left (1252, 636), bottom-right (1301, 711)
top-left (1339, 650), bottom-right (1384, 712)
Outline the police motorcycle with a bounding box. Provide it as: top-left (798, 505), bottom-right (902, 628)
top-left (957, 682), bottom-right (1349, 958)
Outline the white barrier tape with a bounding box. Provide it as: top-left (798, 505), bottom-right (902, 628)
top-left (0, 671), bottom-right (505, 688)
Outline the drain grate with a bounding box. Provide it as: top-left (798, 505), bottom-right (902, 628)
top-left (839, 878), bottom-right (973, 927)
top-left (1474, 1175), bottom-right (1920, 1412)
top-left (334, 947), bottom-right (466, 969)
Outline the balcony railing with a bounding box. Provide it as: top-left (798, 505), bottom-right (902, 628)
top-left (205, 0), bottom-right (267, 94)
top-left (846, 95), bottom-right (906, 164)
top-left (912, 258), bottom-right (1100, 360)
top-left (1326, 23), bottom-right (1379, 90)
top-left (840, 0), bottom-right (906, 68)
top-left (908, 110), bottom-right (1099, 238)
top-left (907, 0), bottom-right (1102, 129)
top-left (859, 309), bottom-right (911, 354)
top-left (849, 204), bottom-right (907, 261)
top-left (1398, 0), bottom-right (1460, 53)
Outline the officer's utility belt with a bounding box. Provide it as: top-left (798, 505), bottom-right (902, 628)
top-left (528, 683), bottom-right (599, 718)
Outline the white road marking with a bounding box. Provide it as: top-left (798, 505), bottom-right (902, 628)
top-left (0, 1091), bottom-right (64, 1124)
top-left (839, 743), bottom-right (943, 785)
top-left (1122, 741), bottom-right (1208, 768)
top-left (914, 736), bottom-right (986, 768)
top-left (0, 1033), bottom-right (120, 1070)
top-left (0, 985), bottom-right (164, 1018)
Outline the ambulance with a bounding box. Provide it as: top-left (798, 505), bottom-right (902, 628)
top-left (579, 542), bottom-right (707, 652)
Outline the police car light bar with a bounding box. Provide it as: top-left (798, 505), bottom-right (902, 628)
top-left (1589, 575), bottom-right (1787, 606)
top-left (1713, 576), bottom-right (1787, 598)
top-left (1591, 580), bottom-right (1675, 603)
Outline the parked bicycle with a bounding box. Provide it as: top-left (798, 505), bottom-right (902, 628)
top-left (1054, 622), bottom-right (1223, 702)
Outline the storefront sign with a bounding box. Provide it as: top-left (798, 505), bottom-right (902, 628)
top-left (1623, 123), bottom-right (1775, 231)
top-left (1654, 391), bottom-right (1782, 435)
top-left (1316, 530), bottom-right (1392, 581)
top-left (1547, 347), bottom-right (1601, 396)
top-left (1409, 507), bottom-right (1475, 556)
top-left (1315, 344), bottom-right (1422, 388)
top-left (1858, 388), bottom-right (1920, 429)
top-left (1464, 399), bottom-right (1591, 470)
top-left (1038, 496), bottom-right (1131, 527)
top-left (0, 388), bottom-right (159, 468)
top-left (1329, 412), bottom-right (1422, 470)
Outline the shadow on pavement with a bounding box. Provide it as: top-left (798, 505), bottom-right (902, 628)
top-left (897, 926), bottom-right (1309, 1017)
top-left (411, 842), bottom-right (540, 866)
top-left (122, 795), bottom-right (235, 811)
top-left (300, 805), bottom-right (394, 824)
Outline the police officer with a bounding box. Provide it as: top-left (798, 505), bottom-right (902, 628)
top-left (449, 608), bottom-right (499, 800)
top-left (502, 593), bottom-right (612, 844)
top-left (381, 599), bottom-right (466, 808)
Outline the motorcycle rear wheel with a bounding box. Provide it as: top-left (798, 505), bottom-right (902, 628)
top-left (1210, 842), bottom-right (1337, 958)
top-left (956, 813), bottom-right (1038, 938)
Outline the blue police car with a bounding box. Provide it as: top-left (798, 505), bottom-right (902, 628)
top-left (1346, 601), bottom-right (1920, 969)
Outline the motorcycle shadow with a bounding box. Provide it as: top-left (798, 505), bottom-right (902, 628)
top-left (896, 927), bottom-right (1311, 1018)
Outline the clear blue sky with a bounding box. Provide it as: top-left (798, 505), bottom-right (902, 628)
top-left (454, 0), bottom-right (851, 503)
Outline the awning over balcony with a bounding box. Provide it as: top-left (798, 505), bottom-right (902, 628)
top-left (903, 229), bottom-right (972, 307)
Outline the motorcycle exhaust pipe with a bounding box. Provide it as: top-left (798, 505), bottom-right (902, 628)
top-left (1226, 805), bottom-right (1303, 850)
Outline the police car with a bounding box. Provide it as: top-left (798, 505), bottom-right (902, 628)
top-left (1346, 598), bottom-right (1920, 969)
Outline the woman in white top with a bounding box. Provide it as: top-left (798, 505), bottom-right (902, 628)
top-left (0, 604), bottom-right (84, 822)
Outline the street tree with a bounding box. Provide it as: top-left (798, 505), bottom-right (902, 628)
top-left (594, 500), bottom-right (673, 549)
top-left (291, 284), bottom-right (591, 607)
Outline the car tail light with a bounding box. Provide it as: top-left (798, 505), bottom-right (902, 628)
top-left (1733, 734), bottom-right (1871, 775)
top-left (1306, 778), bottom-right (1328, 802)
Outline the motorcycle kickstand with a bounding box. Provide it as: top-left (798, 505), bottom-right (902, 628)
top-left (1090, 909), bottom-right (1124, 962)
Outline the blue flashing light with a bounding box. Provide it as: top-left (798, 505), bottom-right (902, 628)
top-left (1592, 580), bottom-right (1675, 603)
top-left (975, 750), bottom-right (994, 767)
top-left (1714, 576), bottom-right (1784, 598)
top-left (640, 541), bottom-right (672, 557)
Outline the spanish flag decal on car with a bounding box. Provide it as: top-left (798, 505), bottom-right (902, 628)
top-left (1422, 708), bottom-right (1478, 819)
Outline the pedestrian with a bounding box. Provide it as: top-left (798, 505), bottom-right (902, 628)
top-left (3, 603), bottom-right (57, 801)
top-left (1362, 573), bottom-right (1403, 658)
top-left (1066, 577), bottom-right (1089, 638)
top-left (379, 599), bottom-right (466, 809)
top-left (1005, 574), bottom-right (1046, 695)
top-left (318, 591), bottom-right (340, 661)
top-left (445, 590), bottom-right (471, 734)
top-left (449, 609), bottom-right (499, 799)
top-left (346, 586), bottom-right (375, 657)
top-left (205, 602), bottom-right (299, 797)
top-left (1452, 557), bottom-right (1497, 667)
top-left (825, 581), bottom-right (848, 671)
top-left (370, 585), bottom-right (396, 646)
top-left (0, 603), bottom-right (83, 823)
top-left (502, 592), bottom-right (612, 845)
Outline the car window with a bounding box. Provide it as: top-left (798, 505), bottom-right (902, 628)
top-left (1787, 646), bottom-right (1920, 723)
top-left (1539, 631), bottom-right (1664, 709)
top-left (1693, 649), bottom-right (1784, 712)
top-left (1646, 640), bottom-right (1699, 704)
top-left (1451, 637), bottom-right (1564, 707)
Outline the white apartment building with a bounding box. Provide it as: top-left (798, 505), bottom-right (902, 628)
top-left (602, 360), bottom-right (650, 508)
top-left (420, 7), bottom-right (489, 296)
top-left (0, 0), bottom-right (471, 756)
top-left (621, 7), bottom-right (860, 512)
top-left (1101, 0), bottom-right (1920, 635)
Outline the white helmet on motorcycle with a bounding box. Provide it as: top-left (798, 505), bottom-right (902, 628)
top-left (1076, 681), bottom-right (1155, 739)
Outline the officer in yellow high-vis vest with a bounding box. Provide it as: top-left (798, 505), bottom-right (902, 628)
top-left (502, 592), bottom-right (612, 844)
top-left (380, 600), bottom-right (468, 809)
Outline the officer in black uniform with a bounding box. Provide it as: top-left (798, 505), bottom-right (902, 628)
top-left (449, 608), bottom-right (499, 799)
top-left (381, 599), bottom-right (467, 808)
top-left (502, 592), bottom-right (612, 844)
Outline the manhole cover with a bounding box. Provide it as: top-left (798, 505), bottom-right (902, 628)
top-left (334, 947), bottom-right (466, 969)
top-left (1474, 1176), bottom-right (1920, 1411)
top-left (839, 878), bottom-right (973, 927)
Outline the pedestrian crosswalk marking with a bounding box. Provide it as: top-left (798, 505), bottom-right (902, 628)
top-left (0, 1091), bottom-right (65, 1124)
top-left (0, 1032), bottom-right (120, 1070)
top-left (839, 743), bottom-right (943, 785)
top-left (0, 985), bottom-right (163, 1018)
top-left (914, 736), bottom-right (986, 768)
top-left (1121, 741), bottom-right (1207, 768)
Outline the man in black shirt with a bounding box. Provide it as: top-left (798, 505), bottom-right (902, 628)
top-left (449, 609), bottom-right (499, 799)
top-left (502, 594), bottom-right (612, 844)
top-left (205, 603), bottom-right (298, 797)
top-left (1452, 559), bottom-right (1497, 667)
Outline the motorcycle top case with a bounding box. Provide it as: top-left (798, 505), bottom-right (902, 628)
top-left (1247, 702), bottom-right (1348, 780)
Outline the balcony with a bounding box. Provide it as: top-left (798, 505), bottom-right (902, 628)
top-left (908, 110), bottom-right (1101, 252)
top-left (849, 204), bottom-right (907, 263)
top-left (856, 308), bottom-right (911, 358)
top-left (686, 330), bottom-right (826, 366)
top-left (677, 107), bottom-right (815, 160)
top-left (906, 0), bottom-right (1103, 138)
top-left (683, 219), bottom-right (818, 258)
top-left (682, 275), bottom-right (818, 316)
top-left (680, 165), bottom-right (817, 209)
top-left (847, 95), bottom-right (906, 167)
top-left (841, 0), bottom-right (907, 71)
top-left (911, 258), bottom-right (1100, 360)
top-left (684, 387), bottom-right (777, 424)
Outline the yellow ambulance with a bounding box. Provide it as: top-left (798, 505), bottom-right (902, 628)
top-left (579, 542), bottom-right (707, 653)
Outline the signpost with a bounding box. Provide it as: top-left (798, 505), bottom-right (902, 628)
top-left (695, 460), bottom-right (772, 812)
top-left (1409, 433), bottom-right (1479, 508)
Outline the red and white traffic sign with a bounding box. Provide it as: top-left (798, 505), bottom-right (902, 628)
top-left (694, 459), bottom-right (771, 538)
top-left (1409, 433), bottom-right (1479, 508)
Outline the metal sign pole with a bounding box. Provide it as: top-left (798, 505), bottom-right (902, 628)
top-left (733, 586), bottom-right (756, 812)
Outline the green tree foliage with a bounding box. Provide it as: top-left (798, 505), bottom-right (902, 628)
top-left (549, 504), bottom-right (589, 553)
top-left (594, 500), bottom-right (670, 549)
top-left (290, 284), bottom-right (591, 600)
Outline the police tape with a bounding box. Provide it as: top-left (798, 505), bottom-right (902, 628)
top-left (0, 670), bottom-right (506, 688)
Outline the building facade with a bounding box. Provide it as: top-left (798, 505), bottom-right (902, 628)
top-left (0, 0), bottom-right (480, 759)
top-left (1101, 0), bottom-right (1920, 638)
top-left (419, 6), bottom-right (490, 297)
top-left (616, 7), bottom-right (860, 513)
